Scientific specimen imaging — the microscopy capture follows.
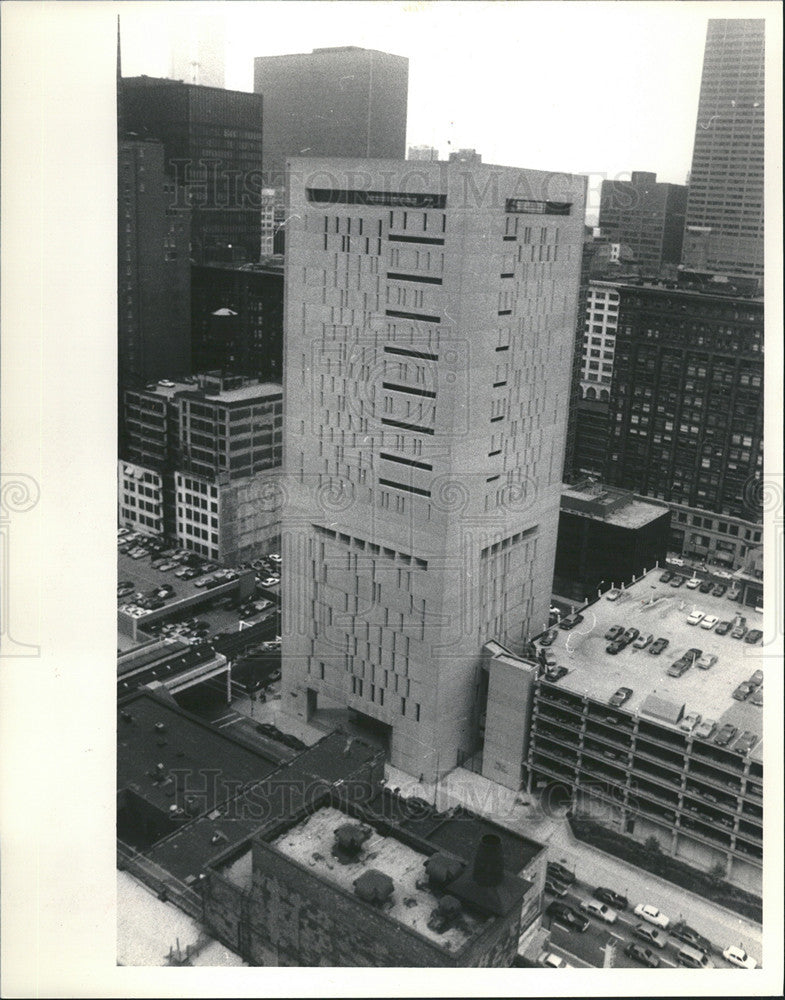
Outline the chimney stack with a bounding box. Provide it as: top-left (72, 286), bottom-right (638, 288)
top-left (472, 833), bottom-right (504, 887)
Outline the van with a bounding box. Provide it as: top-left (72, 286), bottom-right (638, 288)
top-left (677, 944), bottom-right (713, 968)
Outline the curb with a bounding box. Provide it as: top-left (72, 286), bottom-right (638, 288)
top-left (559, 821), bottom-right (762, 929)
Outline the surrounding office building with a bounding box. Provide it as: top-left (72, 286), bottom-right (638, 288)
top-left (579, 281), bottom-right (620, 399)
top-left (552, 482), bottom-right (670, 602)
top-left (121, 77), bottom-right (265, 263)
top-left (448, 149), bottom-right (483, 164)
top-left (604, 272), bottom-right (763, 568)
top-left (280, 157), bottom-right (586, 780)
top-left (598, 172), bottom-right (687, 275)
top-left (191, 262), bottom-right (283, 379)
top-left (253, 47), bottom-right (408, 190)
top-left (169, 10), bottom-right (225, 88)
top-left (517, 571), bottom-right (764, 894)
top-left (408, 145), bottom-right (440, 161)
top-left (682, 19), bottom-right (765, 279)
top-left (119, 373), bottom-right (283, 563)
top-left (118, 139), bottom-right (191, 392)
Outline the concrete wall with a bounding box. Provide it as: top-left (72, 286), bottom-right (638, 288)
top-left (481, 648), bottom-right (536, 790)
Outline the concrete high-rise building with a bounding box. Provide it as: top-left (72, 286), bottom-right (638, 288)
top-left (280, 157), bottom-right (586, 779)
top-left (253, 47), bottom-right (408, 190)
top-left (121, 77), bottom-right (264, 263)
top-left (118, 138), bottom-right (191, 392)
top-left (598, 172), bottom-right (687, 274)
top-left (683, 19), bottom-right (765, 279)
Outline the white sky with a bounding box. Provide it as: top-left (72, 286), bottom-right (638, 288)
top-left (118, 1), bottom-right (772, 217)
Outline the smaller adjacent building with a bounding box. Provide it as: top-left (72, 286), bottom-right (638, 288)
top-left (119, 373), bottom-right (283, 563)
top-left (553, 482), bottom-right (671, 602)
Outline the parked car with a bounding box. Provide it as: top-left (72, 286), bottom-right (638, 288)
top-left (541, 650), bottom-right (557, 668)
top-left (748, 669), bottom-right (763, 687)
top-left (606, 640), bottom-right (626, 655)
top-left (700, 615), bottom-right (719, 630)
top-left (624, 942), bottom-right (660, 968)
top-left (698, 579), bottom-right (715, 594)
top-left (579, 898), bottom-right (618, 924)
top-left (731, 624), bottom-right (748, 640)
top-left (694, 718), bottom-right (717, 740)
top-left (669, 556), bottom-right (686, 567)
top-left (544, 878), bottom-right (568, 898)
top-left (686, 610), bottom-right (704, 626)
top-left (648, 637), bottom-right (669, 655)
top-left (685, 577), bottom-right (701, 590)
top-left (685, 647), bottom-right (702, 661)
top-left (714, 723), bottom-right (738, 747)
top-left (544, 665), bottom-right (568, 683)
top-left (670, 921), bottom-right (711, 954)
top-left (545, 902), bottom-right (589, 932)
top-left (732, 681), bottom-right (754, 701)
top-left (592, 887), bottom-right (628, 910)
top-left (744, 629), bottom-right (762, 645)
top-left (659, 570), bottom-right (674, 583)
top-left (667, 659), bottom-right (691, 678)
top-left (679, 711), bottom-right (702, 733)
top-left (750, 687), bottom-right (763, 707)
top-left (727, 587), bottom-right (742, 602)
top-left (558, 614), bottom-right (584, 631)
top-left (722, 945), bottom-right (757, 969)
top-left (605, 588), bottom-right (622, 601)
top-left (633, 903), bottom-right (670, 929)
top-left (604, 625), bottom-right (624, 642)
top-left (546, 862), bottom-right (575, 885)
top-left (733, 731), bottom-right (759, 755)
top-left (669, 575), bottom-right (685, 587)
top-left (539, 630), bottom-right (557, 646)
top-left (632, 633), bottom-right (653, 649)
top-left (632, 923), bottom-right (667, 949)
top-left (260, 576), bottom-right (280, 587)
top-left (608, 687), bottom-right (632, 707)
top-left (714, 620), bottom-right (732, 636)
top-left (712, 583), bottom-right (727, 597)
top-left (537, 952), bottom-right (572, 969)
top-left (696, 653), bottom-right (717, 670)
top-left (622, 627), bottom-right (640, 643)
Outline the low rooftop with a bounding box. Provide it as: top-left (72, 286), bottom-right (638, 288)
top-left (561, 483), bottom-right (669, 529)
top-left (223, 805), bottom-right (491, 953)
top-left (117, 691), bottom-right (280, 818)
top-left (535, 570), bottom-right (764, 757)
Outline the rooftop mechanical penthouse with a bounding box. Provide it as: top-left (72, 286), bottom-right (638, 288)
top-left (280, 158), bottom-right (586, 780)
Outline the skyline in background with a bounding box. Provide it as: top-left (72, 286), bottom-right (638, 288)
top-left (118, 1), bottom-right (773, 218)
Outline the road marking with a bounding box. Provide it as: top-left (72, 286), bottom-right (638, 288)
top-left (213, 712), bottom-right (235, 724)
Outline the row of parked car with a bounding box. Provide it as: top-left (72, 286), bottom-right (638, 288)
top-left (543, 861), bottom-right (757, 968)
top-left (659, 569), bottom-right (743, 602)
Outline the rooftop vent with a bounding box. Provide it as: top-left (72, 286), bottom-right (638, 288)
top-left (353, 869), bottom-right (394, 905)
top-left (427, 893), bottom-right (463, 934)
top-left (332, 822), bottom-right (371, 863)
top-left (424, 853), bottom-right (464, 888)
top-left (154, 722), bottom-right (166, 732)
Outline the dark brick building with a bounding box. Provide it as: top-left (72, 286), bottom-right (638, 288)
top-left (553, 483), bottom-right (670, 602)
top-left (118, 138), bottom-right (191, 392)
top-left (599, 172), bottom-right (687, 275)
top-left (605, 273), bottom-right (763, 534)
top-left (191, 262), bottom-right (283, 379)
top-left (121, 77), bottom-right (265, 263)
